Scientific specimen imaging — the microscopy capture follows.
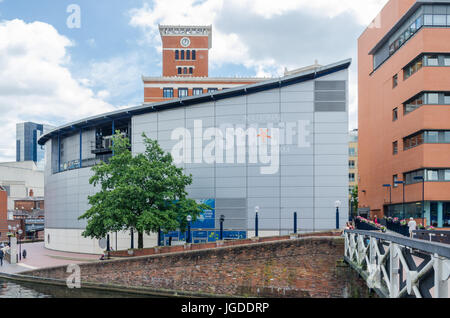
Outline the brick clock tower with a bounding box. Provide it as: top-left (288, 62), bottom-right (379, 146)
top-left (160, 25), bottom-right (211, 77)
top-left (142, 25), bottom-right (265, 103)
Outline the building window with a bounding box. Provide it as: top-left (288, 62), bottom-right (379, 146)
top-left (393, 74), bottom-right (398, 88)
top-left (403, 132), bottom-right (424, 150)
top-left (349, 147), bottom-right (357, 157)
top-left (180, 50), bottom-right (185, 60)
top-left (393, 141), bottom-right (398, 155)
top-left (183, 67), bottom-right (187, 74)
top-left (186, 50), bottom-right (190, 60)
top-left (349, 173), bottom-right (355, 182)
top-left (163, 88), bottom-right (174, 98)
top-left (177, 67), bottom-right (182, 75)
top-left (192, 88), bottom-right (203, 96)
top-left (175, 50), bottom-right (179, 60)
top-left (393, 108), bottom-right (398, 121)
top-left (189, 67), bottom-right (193, 74)
top-left (393, 175), bottom-right (398, 188)
top-left (349, 160), bottom-right (355, 169)
top-left (208, 88), bottom-right (218, 93)
top-left (405, 168), bottom-right (450, 184)
top-left (403, 92), bottom-right (450, 115)
top-left (192, 50), bottom-right (196, 60)
top-left (178, 88), bottom-right (188, 98)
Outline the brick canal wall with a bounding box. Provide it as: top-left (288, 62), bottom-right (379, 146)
top-left (23, 234), bottom-right (372, 298)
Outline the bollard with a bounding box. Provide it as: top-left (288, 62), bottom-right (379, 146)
top-left (294, 211), bottom-right (298, 234)
top-left (130, 228), bottom-right (134, 249)
top-left (336, 207), bottom-right (340, 229)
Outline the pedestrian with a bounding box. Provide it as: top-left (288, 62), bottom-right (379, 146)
top-left (22, 249), bottom-right (27, 259)
top-left (0, 249), bottom-right (4, 266)
top-left (408, 217), bottom-right (417, 238)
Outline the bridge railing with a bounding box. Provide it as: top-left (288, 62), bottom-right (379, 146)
top-left (344, 229), bottom-right (450, 298)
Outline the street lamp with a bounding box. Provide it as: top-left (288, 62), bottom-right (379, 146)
top-left (414, 176), bottom-right (425, 226)
top-left (335, 200), bottom-right (342, 229)
top-left (219, 215), bottom-right (225, 241)
top-left (394, 180), bottom-right (406, 219)
top-left (186, 215), bottom-right (192, 244)
top-left (17, 229), bottom-right (22, 261)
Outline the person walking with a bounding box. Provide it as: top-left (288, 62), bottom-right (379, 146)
top-left (0, 249), bottom-right (4, 266)
top-left (22, 249), bottom-right (27, 259)
top-left (408, 217), bottom-right (417, 238)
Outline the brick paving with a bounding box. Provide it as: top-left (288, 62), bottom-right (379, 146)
top-left (0, 242), bottom-right (100, 274)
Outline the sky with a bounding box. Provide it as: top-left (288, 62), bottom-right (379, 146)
top-left (0, 0), bottom-right (389, 162)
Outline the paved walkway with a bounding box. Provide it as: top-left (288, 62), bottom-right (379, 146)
top-left (0, 242), bottom-right (101, 274)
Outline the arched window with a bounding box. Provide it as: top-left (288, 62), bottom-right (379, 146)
top-left (183, 67), bottom-right (187, 74)
top-left (175, 50), bottom-right (179, 60)
top-left (180, 50), bottom-right (185, 60)
top-left (177, 67), bottom-right (182, 75)
top-left (186, 50), bottom-right (191, 60)
top-left (192, 50), bottom-right (196, 60)
top-left (189, 67), bottom-right (193, 74)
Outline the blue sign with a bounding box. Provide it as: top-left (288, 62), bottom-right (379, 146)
top-left (191, 199), bottom-right (215, 229)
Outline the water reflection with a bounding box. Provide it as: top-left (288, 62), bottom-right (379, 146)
top-left (0, 279), bottom-right (155, 298)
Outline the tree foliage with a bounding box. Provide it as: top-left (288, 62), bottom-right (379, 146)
top-left (79, 132), bottom-right (210, 248)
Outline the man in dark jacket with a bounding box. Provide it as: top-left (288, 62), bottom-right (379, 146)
top-left (0, 249), bottom-right (4, 266)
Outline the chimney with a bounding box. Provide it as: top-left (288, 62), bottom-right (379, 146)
top-left (29, 189), bottom-right (34, 197)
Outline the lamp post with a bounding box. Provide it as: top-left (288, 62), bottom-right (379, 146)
top-left (414, 176), bottom-right (425, 226)
top-left (7, 225), bottom-right (11, 246)
top-left (254, 206), bottom-right (259, 237)
top-left (335, 201), bottom-right (342, 229)
top-left (293, 211), bottom-right (298, 234)
top-left (395, 180), bottom-right (406, 219)
top-left (219, 215), bottom-right (225, 241)
top-left (186, 215), bottom-right (192, 244)
top-left (18, 229), bottom-right (22, 261)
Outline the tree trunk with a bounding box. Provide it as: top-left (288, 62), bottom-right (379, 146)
top-left (138, 231), bottom-right (144, 249)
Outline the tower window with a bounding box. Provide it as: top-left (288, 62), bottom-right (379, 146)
top-left (177, 67), bottom-right (182, 75)
top-left (192, 50), bottom-right (196, 60)
top-left (163, 88), bottom-right (174, 98)
top-left (189, 67), bottom-right (193, 74)
top-left (175, 50), bottom-right (179, 60)
top-left (181, 50), bottom-right (185, 60)
top-left (186, 50), bottom-right (191, 60)
top-left (183, 67), bottom-right (187, 74)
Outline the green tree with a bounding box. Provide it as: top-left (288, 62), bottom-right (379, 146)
top-left (350, 185), bottom-right (359, 217)
top-left (79, 132), bottom-right (210, 249)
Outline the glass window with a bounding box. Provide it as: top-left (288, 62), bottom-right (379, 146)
top-left (349, 148), bottom-right (356, 156)
top-left (389, 43), bottom-right (395, 55)
top-left (175, 50), bottom-right (179, 60)
top-left (189, 67), bottom-right (193, 74)
top-left (417, 132), bottom-right (424, 145)
top-left (178, 88), bottom-right (188, 98)
top-left (207, 88), bottom-right (218, 93)
top-left (193, 88), bottom-right (203, 96)
top-left (404, 29), bottom-right (411, 40)
top-left (393, 74), bottom-right (398, 88)
top-left (424, 14), bottom-right (433, 25)
top-left (445, 170), bottom-right (450, 181)
top-left (426, 55), bottom-right (439, 66)
top-left (393, 175), bottom-right (399, 188)
top-left (444, 93), bottom-right (450, 104)
top-left (434, 15), bottom-right (447, 26)
top-left (177, 67), bottom-right (182, 75)
top-left (444, 131), bottom-right (450, 143)
top-left (427, 93), bottom-right (439, 104)
top-left (426, 131), bottom-right (439, 143)
top-left (393, 141), bottom-right (398, 155)
top-left (410, 21), bottom-right (417, 34)
top-left (349, 173), bottom-right (355, 182)
top-left (192, 50), bottom-right (196, 60)
top-left (393, 108), bottom-right (398, 121)
top-left (427, 169), bottom-right (439, 181)
top-left (186, 50), bottom-right (190, 60)
top-left (444, 56), bottom-right (450, 66)
top-left (349, 160), bottom-right (355, 169)
top-left (183, 67), bottom-right (187, 74)
top-left (163, 88), bottom-right (174, 98)
top-left (416, 16), bottom-right (423, 29)
top-left (180, 50), bottom-right (185, 60)
top-left (447, 15), bottom-right (450, 27)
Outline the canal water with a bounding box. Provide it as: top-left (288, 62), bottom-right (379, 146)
top-left (0, 279), bottom-right (155, 298)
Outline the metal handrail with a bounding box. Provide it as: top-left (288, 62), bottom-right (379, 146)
top-left (344, 229), bottom-right (450, 258)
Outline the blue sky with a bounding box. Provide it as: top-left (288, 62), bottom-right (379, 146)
top-left (0, 0), bottom-right (388, 162)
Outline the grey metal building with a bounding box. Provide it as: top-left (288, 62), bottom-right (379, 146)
top-left (39, 59), bottom-right (351, 254)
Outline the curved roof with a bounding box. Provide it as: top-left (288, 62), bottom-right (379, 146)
top-left (38, 58), bottom-right (351, 146)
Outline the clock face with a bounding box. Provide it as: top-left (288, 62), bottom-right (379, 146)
top-left (180, 37), bottom-right (191, 47)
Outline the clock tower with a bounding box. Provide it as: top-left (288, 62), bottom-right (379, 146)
top-left (159, 25), bottom-right (212, 77)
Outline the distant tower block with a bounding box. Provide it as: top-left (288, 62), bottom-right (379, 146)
top-left (159, 25), bottom-right (212, 77)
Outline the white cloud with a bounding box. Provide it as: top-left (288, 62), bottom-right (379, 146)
top-left (129, 0), bottom-right (389, 130)
top-left (0, 19), bottom-right (115, 162)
